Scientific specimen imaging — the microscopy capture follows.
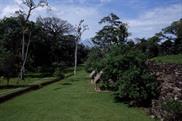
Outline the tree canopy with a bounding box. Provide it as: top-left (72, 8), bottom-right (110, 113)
top-left (92, 13), bottom-right (129, 49)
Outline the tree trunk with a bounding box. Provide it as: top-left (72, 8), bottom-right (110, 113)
top-left (19, 31), bottom-right (32, 80)
top-left (73, 19), bottom-right (87, 75)
top-left (74, 39), bottom-right (78, 75)
top-left (20, 31), bottom-right (25, 80)
top-left (18, 0), bottom-right (48, 80)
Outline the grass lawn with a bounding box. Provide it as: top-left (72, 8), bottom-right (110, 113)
top-left (151, 54), bottom-right (182, 64)
top-left (0, 88), bottom-right (14, 94)
top-left (0, 73), bottom-right (54, 86)
top-left (0, 67), bottom-right (156, 121)
top-left (0, 73), bottom-right (56, 95)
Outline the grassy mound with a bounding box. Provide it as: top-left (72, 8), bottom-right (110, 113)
top-left (151, 54), bottom-right (182, 64)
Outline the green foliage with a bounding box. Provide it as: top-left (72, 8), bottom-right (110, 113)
top-left (136, 36), bottom-right (160, 58)
top-left (135, 18), bottom-right (182, 57)
top-left (0, 16), bottom-right (88, 75)
top-left (161, 100), bottom-right (182, 121)
top-left (160, 40), bottom-right (174, 55)
top-left (0, 48), bottom-right (19, 81)
top-left (85, 47), bottom-right (104, 72)
top-left (86, 45), bottom-right (159, 106)
top-left (0, 17), bottom-right (21, 56)
top-left (116, 67), bottom-right (159, 106)
top-left (92, 13), bottom-right (129, 49)
top-left (53, 68), bottom-right (65, 79)
top-left (100, 47), bottom-right (159, 105)
top-left (158, 18), bottom-right (182, 54)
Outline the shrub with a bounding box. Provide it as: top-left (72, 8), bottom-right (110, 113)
top-left (115, 67), bottom-right (159, 106)
top-left (85, 47), bottom-right (104, 72)
top-left (85, 45), bottom-right (159, 106)
top-left (53, 68), bottom-right (65, 79)
top-left (100, 46), bottom-right (159, 106)
top-left (101, 46), bottom-right (146, 89)
top-left (161, 100), bottom-right (182, 121)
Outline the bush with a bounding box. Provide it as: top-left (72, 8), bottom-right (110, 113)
top-left (96, 45), bottom-right (159, 106)
top-left (85, 47), bottom-right (104, 72)
top-left (53, 68), bottom-right (65, 79)
top-left (85, 45), bottom-right (159, 106)
top-left (115, 67), bottom-right (159, 106)
top-left (100, 46), bottom-right (146, 89)
top-left (161, 100), bottom-right (182, 121)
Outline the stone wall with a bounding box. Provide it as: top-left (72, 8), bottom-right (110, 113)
top-left (146, 61), bottom-right (182, 119)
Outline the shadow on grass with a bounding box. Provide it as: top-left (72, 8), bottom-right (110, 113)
top-left (0, 85), bottom-right (29, 89)
top-left (69, 78), bottom-right (80, 82)
top-left (65, 73), bottom-right (74, 78)
top-left (62, 82), bottom-right (72, 85)
top-left (54, 82), bottom-right (72, 91)
top-left (113, 96), bottom-right (152, 108)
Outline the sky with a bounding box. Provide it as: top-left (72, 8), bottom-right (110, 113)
top-left (0, 0), bottom-right (182, 44)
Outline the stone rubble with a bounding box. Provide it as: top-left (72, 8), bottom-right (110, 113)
top-left (146, 61), bottom-right (182, 120)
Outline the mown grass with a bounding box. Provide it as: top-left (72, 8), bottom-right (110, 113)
top-left (0, 67), bottom-right (156, 121)
top-left (0, 73), bottom-right (54, 86)
top-left (0, 73), bottom-right (55, 94)
top-left (151, 54), bottom-right (182, 64)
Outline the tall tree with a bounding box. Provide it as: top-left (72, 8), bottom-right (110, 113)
top-left (74, 20), bottom-right (88, 75)
top-left (16, 0), bottom-right (48, 80)
top-left (157, 18), bottom-right (182, 54)
top-left (92, 13), bottom-right (129, 49)
top-left (0, 17), bottom-right (22, 56)
top-left (36, 17), bottom-right (74, 66)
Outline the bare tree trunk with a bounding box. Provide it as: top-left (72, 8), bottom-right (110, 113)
top-left (20, 31), bottom-right (25, 80)
top-left (74, 20), bottom-right (87, 75)
top-left (24, 31), bottom-right (31, 70)
top-left (74, 39), bottom-right (78, 75)
top-left (22, 31), bottom-right (25, 61)
top-left (20, 31), bottom-right (32, 80)
top-left (18, 0), bottom-right (48, 80)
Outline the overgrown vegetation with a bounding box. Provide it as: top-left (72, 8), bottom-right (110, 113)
top-left (86, 45), bottom-right (159, 106)
top-left (85, 13), bottom-right (182, 108)
top-left (86, 14), bottom-right (159, 106)
top-left (85, 47), bottom-right (104, 72)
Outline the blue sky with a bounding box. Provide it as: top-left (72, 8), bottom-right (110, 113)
top-left (0, 0), bottom-right (182, 42)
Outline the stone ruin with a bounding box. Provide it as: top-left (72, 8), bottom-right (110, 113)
top-left (89, 61), bottom-right (182, 120)
top-left (89, 70), bottom-right (96, 84)
top-left (146, 61), bottom-right (182, 120)
top-left (89, 70), bottom-right (103, 91)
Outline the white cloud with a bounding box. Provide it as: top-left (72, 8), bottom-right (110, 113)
top-left (0, 0), bottom-right (181, 41)
top-left (0, 0), bottom-right (22, 18)
top-left (50, 4), bottom-right (103, 39)
top-left (0, 5), bottom-right (19, 18)
top-left (127, 4), bottom-right (182, 38)
top-left (0, 0), bottom-right (50, 20)
top-left (0, 0), bottom-right (103, 40)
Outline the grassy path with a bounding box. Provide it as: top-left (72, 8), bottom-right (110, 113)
top-left (0, 68), bottom-right (155, 121)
